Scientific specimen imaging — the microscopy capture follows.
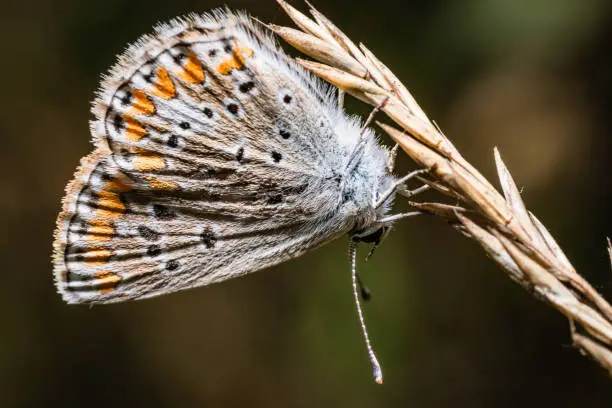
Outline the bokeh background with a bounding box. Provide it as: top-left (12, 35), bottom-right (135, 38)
top-left (2, 0), bottom-right (612, 406)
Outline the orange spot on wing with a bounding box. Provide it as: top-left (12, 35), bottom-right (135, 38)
top-left (149, 67), bottom-right (176, 99)
top-left (96, 190), bottom-right (126, 219)
top-left (144, 176), bottom-right (180, 191)
top-left (123, 114), bottom-right (147, 142)
top-left (105, 178), bottom-right (133, 193)
top-left (133, 154), bottom-right (166, 172)
top-left (129, 89), bottom-right (155, 115)
top-left (86, 218), bottom-right (114, 243)
top-left (177, 52), bottom-right (205, 84)
top-left (94, 179), bottom-right (133, 219)
top-left (84, 246), bottom-right (112, 266)
top-left (95, 271), bottom-right (122, 294)
top-left (216, 46), bottom-right (254, 75)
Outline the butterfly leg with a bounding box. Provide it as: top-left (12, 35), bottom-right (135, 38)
top-left (374, 168), bottom-right (428, 208)
top-left (349, 240), bottom-right (383, 384)
top-left (376, 211), bottom-right (421, 224)
top-left (338, 89), bottom-right (345, 109)
top-left (397, 183), bottom-right (430, 199)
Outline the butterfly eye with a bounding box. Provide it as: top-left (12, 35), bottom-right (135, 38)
top-left (354, 227), bottom-right (387, 244)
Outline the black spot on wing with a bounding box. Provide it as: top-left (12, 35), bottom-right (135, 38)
top-left (239, 81), bottom-right (255, 93)
top-left (201, 227), bottom-right (217, 249)
top-left (227, 103), bottom-right (239, 115)
top-left (236, 147), bottom-right (244, 162)
top-left (153, 204), bottom-right (176, 220)
top-left (147, 245), bottom-right (162, 257)
top-left (167, 135), bottom-right (179, 148)
top-left (138, 226), bottom-right (161, 242)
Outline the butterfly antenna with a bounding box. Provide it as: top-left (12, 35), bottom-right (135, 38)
top-left (350, 241), bottom-right (383, 384)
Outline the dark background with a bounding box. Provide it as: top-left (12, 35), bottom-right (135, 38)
top-left (2, 0), bottom-right (612, 406)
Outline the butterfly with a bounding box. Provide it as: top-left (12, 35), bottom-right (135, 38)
top-left (53, 9), bottom-right (417, 383)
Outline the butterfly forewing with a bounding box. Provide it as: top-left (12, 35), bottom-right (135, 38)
top-left (95, 13), bottom-right (335, 187)
top-left (53, 12), bottom-right (353, 304)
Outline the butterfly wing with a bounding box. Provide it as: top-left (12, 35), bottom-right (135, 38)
top-left (53, 11), bottom-right (356, 304)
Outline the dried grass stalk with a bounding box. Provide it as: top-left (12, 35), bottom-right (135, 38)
top-left (273, 0), bottom-right (612, 377)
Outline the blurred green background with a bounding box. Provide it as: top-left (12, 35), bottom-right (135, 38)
top-left (2, 0), bottom-right (612, 406)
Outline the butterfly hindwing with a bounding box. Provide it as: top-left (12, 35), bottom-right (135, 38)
top-left (54, 145), bottom-right (353, 304)
top-left (53, 12), bottom-right (357, 304)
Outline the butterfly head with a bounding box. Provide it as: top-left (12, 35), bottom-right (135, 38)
top-left (334, 117), bottom-right (399, 236)
top-left (350, 193), bottom-right (394, 246)
top-left (345, 158), bottom-right (398, 237)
